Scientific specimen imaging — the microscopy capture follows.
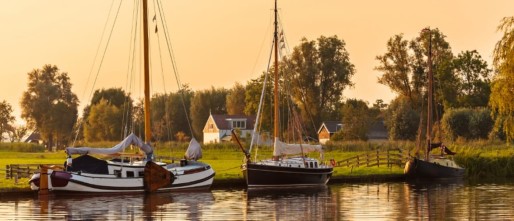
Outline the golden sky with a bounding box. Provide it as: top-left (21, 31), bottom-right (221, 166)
top-left (1, 0), bottom-right (512, 125)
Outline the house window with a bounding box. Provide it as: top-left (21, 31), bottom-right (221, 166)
top-left (232, 120), bottom-right (246, 129)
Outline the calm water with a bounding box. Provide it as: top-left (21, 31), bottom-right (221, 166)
top-left (2, 181), bottom-right (514, 220)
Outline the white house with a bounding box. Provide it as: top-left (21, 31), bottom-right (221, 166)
top-left (203, 114), bottom-right (256, 144)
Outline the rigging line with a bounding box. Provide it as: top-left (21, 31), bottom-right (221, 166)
top-left (153, 0), bottom-right (172, 142)
top-left (247, 9), bottom-right (274, 80)
top-left (249, 38), bottom-right (276, 153)
top-left (121, 0), bottom-right (140, 139)
top-left (73, 0), bottom-right (123, 146)
top-left (156, 0), bottom-right (194, 138)
top-left (81, 0), bottom-right (116, 100)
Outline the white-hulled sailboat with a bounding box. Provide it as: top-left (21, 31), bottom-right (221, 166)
top-left (29, 0), bottom-right (214, 193)
top-left (240, 0), bottom-right (333, 187)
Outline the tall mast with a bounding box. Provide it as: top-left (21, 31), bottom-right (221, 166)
top-left (273, 0), bottom-right (279, 144)
top-left (425, 28), bottom-right (432, 161)
top-left (143, 0), bottom-right (152, 144)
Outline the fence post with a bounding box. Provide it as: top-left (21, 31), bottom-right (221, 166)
top-left (357, 156), bottom-right (360, 167)
top-left (376, 150), bottom-right (380, 167)
top-left (366, 153), bottom-right (369, 167)
top-left (387, 149), bottom-right (390, 168)
top-left (6, 165), bottom-right (10, 179)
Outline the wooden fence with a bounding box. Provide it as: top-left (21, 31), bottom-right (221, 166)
top-left (335, 149), bottom-right (410, 168)
top-left (4, 164), bottom-right (55, 179)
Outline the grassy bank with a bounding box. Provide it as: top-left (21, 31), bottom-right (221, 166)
top-left (1, 140), bottom-right (512, 191)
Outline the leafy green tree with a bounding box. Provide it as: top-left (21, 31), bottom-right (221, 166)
top-left (82, 88), bottom-right (132, 142)
top-left (384, 97), bottom-right (420, 140)
top-left (83, 88), bottom-right (133, 126)
top-left (190, 87), bottom-right (228, 141)
top-left (490, 17), bottom-right (514, 142)
top-left (83, 99), bottom-right (123, 141)
top-left (453, 50), bottom-right (492, 107)
top-left (0, 100), bottom-right (15, 142)
top-left (376, 29), bottom-right (456, 109)
top-left (339, 99), bottom-right (373, 141)
top-left (150, 85), bottom-right (194, 142)
top-left (21, 65), bottom-right (78, 149)
top-left (283, 36), bottom-right (355, 136)
top-left (226, 82), bottom-right (246, 115)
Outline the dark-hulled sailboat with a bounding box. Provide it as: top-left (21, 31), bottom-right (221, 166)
top-left (240, 0), bottom-right (333, 187)
top-left (404, 28), bottom-right (465, 179)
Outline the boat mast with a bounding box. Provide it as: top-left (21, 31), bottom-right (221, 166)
top-left (425, 28), bottom-right (432, 161)
top-left (143, 0), bottom-right (152, 144)
top-left (273, 0), bottom-right (279, 149)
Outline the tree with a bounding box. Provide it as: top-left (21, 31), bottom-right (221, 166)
top-left (82, 88), bottom-right (132, 142)
top-left (376, 29), bottom-right (455, 109)
top-left (384, 97), bottom-right (420, 140)
top-left (8, 125), bottom-right (28, 142)
top-left (490, 17), bottom-right (514, 143)
top-left (226, 82), bottom-right (246, 115)
top-left (150, 85), bottom-right (194, 142)
top-left (83, 88), bottom-right (133, 127)
top-left (339, 99), bottom-right (373, 141)
top-left (0, 100), bottom-right (15, 142)
top-left (190, 87), bottom-right (228, 141)
top-left (21, 65), bottom-right (78, 149)
top-left (453, 50), bottom-right (492, 107)
top-left (83, 99), bottom-right (123, 141)
top-left (283, 36), bottom-right (355, 135)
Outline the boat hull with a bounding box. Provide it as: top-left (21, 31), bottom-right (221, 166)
top-left (404, 157), bottom-right (465, 179)
top-left (243, 163), bottom-right (332, 187)
top-left (29, 164), bottom-right (215, 193)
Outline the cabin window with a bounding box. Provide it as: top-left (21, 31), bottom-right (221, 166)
top-left (232, 120), bottom-right (246, 129)
top-left (126, 171), bottom-right (134, 178)
top-left (114, 170), bottom-right (121, 177)
top-left (314, 162), bottom-right (318, 168)
top-left (138, 171), bottom-right (144, 177)
top-left (309, 162), bottom-right (314, 168)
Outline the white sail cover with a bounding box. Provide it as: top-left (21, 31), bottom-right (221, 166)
top-left (185, 137), bottom-right (202, 160)
top-left (65, 133), bottom-right (153, 155)
top-left (273, 138), bottom-right (323, 156)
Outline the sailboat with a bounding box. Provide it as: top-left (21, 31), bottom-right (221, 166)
top-left (240, 0), bottom-right (333, 187)
top-left (404, 28), bottom-right (465, 179)
top-left (28, 0), bottom-right (215, 193)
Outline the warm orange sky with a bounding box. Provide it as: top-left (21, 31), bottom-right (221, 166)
top-left (1, 0), bottom-right (512, 125)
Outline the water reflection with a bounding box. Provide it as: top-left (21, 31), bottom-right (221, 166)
top-left (2, 181), bottom-right (514, 220)
top-left (243, 186), bottom-right (334, 220)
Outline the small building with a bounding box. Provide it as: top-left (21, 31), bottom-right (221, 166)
top-left (203, 114), bottom-right (256, 144)
top-left (23, 131), bottom-right (43, 144)
top-left (366, 121), bottom-right (389, 141)
top-left (317, 120), bottom-right (388, 143)
top-left (317, 121), bottom-right (343, 144)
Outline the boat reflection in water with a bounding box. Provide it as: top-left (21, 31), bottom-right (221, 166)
top-left (33, 191), bottom-right (214, 220)
top-left (3, 181), bottom-right (514, 220)
top-left (242, 186), bottom-right (335, 220)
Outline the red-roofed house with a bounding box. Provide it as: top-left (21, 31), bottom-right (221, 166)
top-left (203, 114), bottom-right (256, 144)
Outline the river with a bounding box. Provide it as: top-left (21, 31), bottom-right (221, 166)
top-left (2, 180), bottom-right (514, 220)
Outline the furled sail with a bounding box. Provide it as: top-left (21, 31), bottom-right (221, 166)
top-left (184, 137), bottom-right (202, 160)
top-left (65, 133), bottom-right (153, 155)
top-left (273, 138), bottom-right (323, 156)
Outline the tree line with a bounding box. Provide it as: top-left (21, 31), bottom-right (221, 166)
top-left (1, 18), bottom-right (514, 149)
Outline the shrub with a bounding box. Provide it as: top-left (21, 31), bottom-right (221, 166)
top-left (0, 142), bottom-right (45, 152)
